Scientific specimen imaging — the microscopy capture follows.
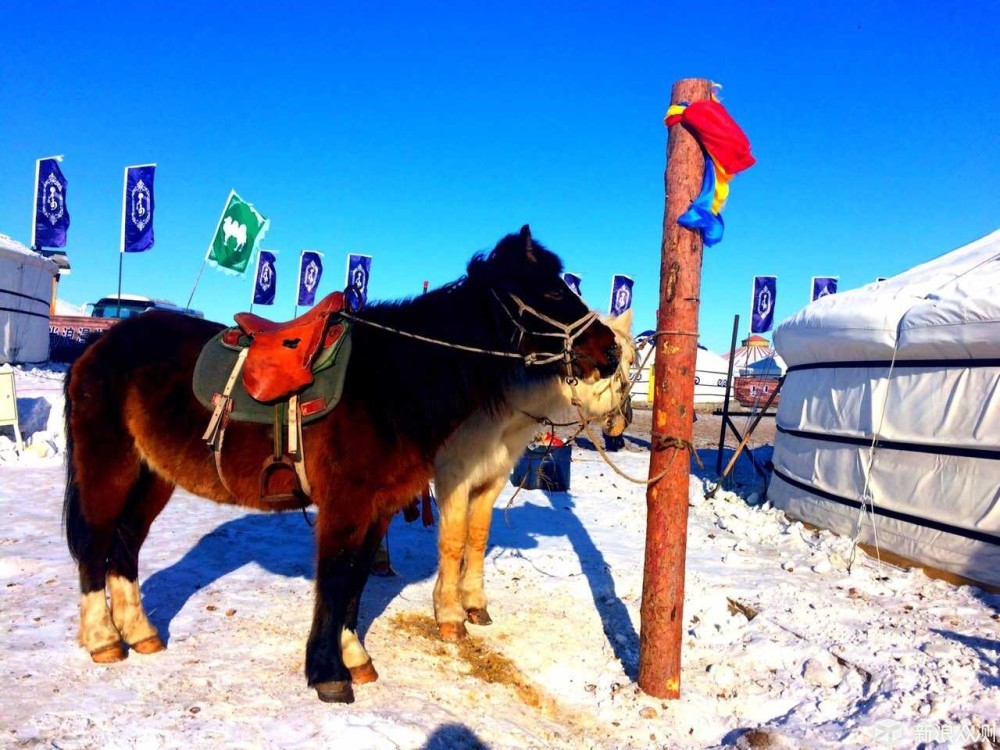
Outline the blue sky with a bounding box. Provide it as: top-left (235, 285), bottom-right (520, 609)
top-left (2, 2), bottom-right (997, 353)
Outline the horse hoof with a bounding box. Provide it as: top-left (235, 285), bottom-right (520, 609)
top-left (466, 608), bottom-right (492, 626)
top-left (315, 680), bottom-right (355, 704)
top-left (131, 635), bottom-right (166, 655)
top-left (349, 660), bottom-right (379, 684)
top-left (90, 643), bottom-right (127, 663)
top-left (438, 621), bottom-right (467, 641)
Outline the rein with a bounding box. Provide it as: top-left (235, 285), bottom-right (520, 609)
top-left (517, 331), bottom-right (703, 487)
top-left (340, 290), bottom-right (603, 377)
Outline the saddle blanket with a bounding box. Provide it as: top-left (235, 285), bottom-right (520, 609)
top-left (192, 325), bottom-right (352, 425)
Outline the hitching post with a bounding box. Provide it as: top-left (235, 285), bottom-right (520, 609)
top-left (638, 77), bottom-right (712, 699)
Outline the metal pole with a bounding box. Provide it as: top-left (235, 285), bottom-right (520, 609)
top-left (116, 253), bottom-right (124, 318)
top-left (638, 77), bottom-right (712, 699)
top-left (716, 314), bottom-right (740, 475)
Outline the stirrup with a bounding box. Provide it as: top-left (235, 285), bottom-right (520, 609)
top-left (259, 455), bottom-right (310, 506)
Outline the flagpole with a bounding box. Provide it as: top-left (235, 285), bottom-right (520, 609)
top-left (30, 158), bottom-right (41, 250)
top-left (294, 251), bottom-right (304, 317)
top-left (117, 167), bottom-right (130, 317)
top-left (249, 249), bottom-right (264, 314)
top-left (187, 188), bottom-right (236, 310)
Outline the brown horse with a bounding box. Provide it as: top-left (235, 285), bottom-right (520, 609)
top-left (63, 226), bottom-right (620, 704)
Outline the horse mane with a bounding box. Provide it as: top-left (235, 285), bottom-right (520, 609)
top-left (346, 232), bottom-right (566, 454)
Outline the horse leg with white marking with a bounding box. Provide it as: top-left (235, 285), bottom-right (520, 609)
top-left (431, 311), bottom-right (634, 640)
top-left (460, 474), bottom-right (507, 626)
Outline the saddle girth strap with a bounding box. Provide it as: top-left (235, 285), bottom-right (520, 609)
top-left (203, 348), bottom-right (248, 500)
top-left (203, 348), bottom-right (312, 506)
top-left (258, 395), bottom-right (312, 506)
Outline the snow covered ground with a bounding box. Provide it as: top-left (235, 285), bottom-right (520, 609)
top-left (1, 365), bottom-right (998, 749)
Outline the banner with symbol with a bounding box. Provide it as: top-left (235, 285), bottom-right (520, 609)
top-left (121, 164), bottom-right (156, 253)
top-left (206, 190), bottom-right (269, 274)
top-left (33, 156), bottom-right (70, 249)
top-left (751, 275), bottom-right (777, 333)
top-left (253, 250), bottom-right (277, 305)
top-left (609, 274), bottom-right (634, 316)
top-left (297, 250), bottom-right (324, 306)
top-left (563, 272), bottom-right (582, 297)
top-left (345, 253), bottom-right (372, 310)
top-left (810, 276), bottom-right (838, 302)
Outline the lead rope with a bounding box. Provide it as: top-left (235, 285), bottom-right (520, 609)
top-left (556, 332), bottom-right (705, 486)
top-left (339, 293), bottom-right (601, 370)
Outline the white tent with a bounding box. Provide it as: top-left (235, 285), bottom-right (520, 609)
top-left (724, 334), bottom-right (778, 376)
top-left (769, 229), bottom-right (1000, 587)
top-left (631, 345), bottom-right (733, 405)
top-left (692, 345), bottom-right (735, 404)
top-left (0, 234), bottom-right (57, 365)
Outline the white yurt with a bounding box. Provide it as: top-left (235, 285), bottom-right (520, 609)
top-left (724, 334), bottom-right (778, 375)
top-left (0, 234), bottom-right (57, 364)
top-left (631, 343), bottom-right (734, 405)
top-left (692, 345), bottom-right (736, 404)
top-left (769, 229), bottom-right (1000, 587)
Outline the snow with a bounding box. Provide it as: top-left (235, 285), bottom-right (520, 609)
top-left (1, 366), bottom-right (998, 749)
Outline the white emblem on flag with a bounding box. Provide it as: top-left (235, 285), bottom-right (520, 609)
top-left (41, 173), bottom-right (65, 225)
top-left (757, 288), bottom-right (773, 317)
top-left (304, 260), bottom-right (320, 291)
top-left (222, 216), bottom-right (248, 254)
top-left (130, 179), bottom-right (151, 231)
top-left (260, 261), bottom-right (273, 290)
top-left (351, 265), bottom-right (367, 290)
top-left (615, 284), bottom-right (631, 312)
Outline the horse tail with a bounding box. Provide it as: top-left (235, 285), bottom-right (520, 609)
top-left (62, 361), bottom-right (89, 563)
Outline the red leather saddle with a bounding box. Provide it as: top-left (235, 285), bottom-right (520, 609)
top-left (233, 291), bottom-right (346, 403)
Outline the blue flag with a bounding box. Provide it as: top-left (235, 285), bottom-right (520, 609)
top-left (610, 274), bottom-right (634, 316)
top-left (751, 276), bottom-right (777, 333)
top-left (33, 157), bottom-right (70, 248)
top-left (298, 251), bottom-right (324, 306)
top-left (253, 250), bottom-right (277, 305)
top-left (563, 272), bottom-right (582, 297)
top-left (345, 253), bottom-right (372, 310)
top-left (122, 164), bottom-right (156, 253)
top-left (811, 276), bottom-right (838, 301)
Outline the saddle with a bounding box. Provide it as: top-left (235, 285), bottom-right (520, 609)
top-left (193, 291), bottom-right (352, 505)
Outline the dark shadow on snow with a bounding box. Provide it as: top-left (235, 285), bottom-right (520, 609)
top-left (930, 628), bottom-right (1000, 689)
top-left (421, 724), bottom-right (489, 750)
top-left (141, 453), bottom-right (641, 680)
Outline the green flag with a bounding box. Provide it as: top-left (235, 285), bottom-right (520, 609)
top-left (207, 190), bottom-right (269, 274)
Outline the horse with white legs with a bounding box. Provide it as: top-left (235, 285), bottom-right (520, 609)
top-left (432, 310), bottom-right (634, 640)
top-left (63, 226), bottom-right (621, 704)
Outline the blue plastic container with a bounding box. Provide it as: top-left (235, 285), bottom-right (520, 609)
top-left (510, 444), bottom-right (572, 491)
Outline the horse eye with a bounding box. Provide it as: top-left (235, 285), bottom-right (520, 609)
top-left (544, 290), bottom-right (565, 301)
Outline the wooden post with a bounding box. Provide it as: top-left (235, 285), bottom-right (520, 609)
top-left (638, 77), bottom-right (712, 699)
top-left (716, 314), bottom-right (740, 476)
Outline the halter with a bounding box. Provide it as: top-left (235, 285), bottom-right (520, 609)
top-left (342, 290), bottom-right (605, 381)
top-left (490, 290), bottom-right (603, 375)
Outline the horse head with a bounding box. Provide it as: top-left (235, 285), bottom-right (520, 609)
top-left (469, 225), bottom-right (620, 382)
top-left (562, 309), bottom-right (635, 437)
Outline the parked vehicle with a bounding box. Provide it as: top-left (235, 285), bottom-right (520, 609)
top-left (50, 295), bottom-right (203, 362)
top-left (89, 294), bottom-right (203, 320)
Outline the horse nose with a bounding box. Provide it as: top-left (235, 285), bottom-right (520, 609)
top-left (599, 342), bottom-right (622, 378)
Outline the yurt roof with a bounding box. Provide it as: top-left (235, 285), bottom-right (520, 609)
top-left (775, 228), bottom-right (1000, 367)
top-left (0, 233), bottom-right (57, 275)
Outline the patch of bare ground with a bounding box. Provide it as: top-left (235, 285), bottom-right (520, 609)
top-left (626, 403), bottom-right (777, 450)
top-left (390, 612), bottom-right (554, 713)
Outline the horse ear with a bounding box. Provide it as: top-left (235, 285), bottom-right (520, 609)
top-left (519, 225), bottom-right (537, 263)
top-left (611, 308), bottom-right (633, 336)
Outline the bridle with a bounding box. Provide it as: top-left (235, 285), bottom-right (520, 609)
top-left (342, 289), bottom-right (608, 384)
top-left (490, 290), bottom-right (605, 378)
